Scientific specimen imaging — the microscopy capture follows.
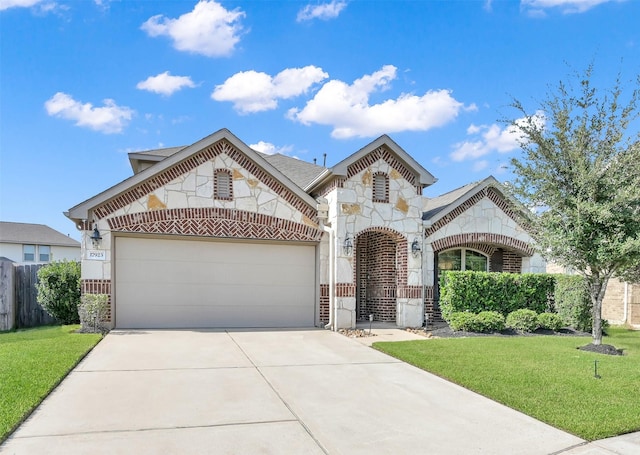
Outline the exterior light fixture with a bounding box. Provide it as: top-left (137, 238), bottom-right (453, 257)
top-left (411, 237), bottom-right (421, 257)
top-left (343, 234), bottom-right (353, 256)
top-left (90, 225), bottom-right (102, 248)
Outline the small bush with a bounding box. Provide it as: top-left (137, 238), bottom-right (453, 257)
top-left (36, 261), bottom-right (81, 324)
top-left (553, 275), bottom-right (592, 332)
top-left (506, 309), bottom-right (539, 332)
top-left (475, 311), bottom-right (506, 332)
top-left (447, 311), bottom-right (505, 333)
top-left (537, 312), bottom-right (565, 331)
top-left (448, 312), bottom-right (477, 332)
top-left (79, 294), bottom-right (109, 334)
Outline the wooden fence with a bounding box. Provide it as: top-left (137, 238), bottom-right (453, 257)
top-left (0, 259), bottom-right (57, 330)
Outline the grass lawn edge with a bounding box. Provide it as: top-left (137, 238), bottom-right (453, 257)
top-left (0, 328), bottom-right (105, 445)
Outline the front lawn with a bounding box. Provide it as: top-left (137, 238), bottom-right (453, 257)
top-left (0, 325), bottom-right (102, 442)
top-left (374, 327), bottom-right (640, 441)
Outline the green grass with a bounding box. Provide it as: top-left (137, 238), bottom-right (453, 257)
top-left (0, 325), bottom-right (102, 442)
top-left (374, 328), bottom-right (640, 441)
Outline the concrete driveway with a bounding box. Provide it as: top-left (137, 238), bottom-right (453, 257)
top-left (2, 329), bottom-right (586, 454)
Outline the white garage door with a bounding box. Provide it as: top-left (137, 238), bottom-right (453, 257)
top-left (114, 236), bottom-right (316, 329)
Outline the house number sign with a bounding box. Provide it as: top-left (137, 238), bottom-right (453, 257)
top-left (87, 250), bottom-right (106, 261)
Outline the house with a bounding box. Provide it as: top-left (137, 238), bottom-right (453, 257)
top-left (65, 128), bottom-right (545, 329)
top-left (0, 222), bottom-right (80, 265)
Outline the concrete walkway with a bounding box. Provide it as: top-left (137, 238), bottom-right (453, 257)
top-left (0, 329), bottom-right (634, 454)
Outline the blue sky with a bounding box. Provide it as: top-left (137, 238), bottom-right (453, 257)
top-left (1, 0), bottom-right (638, 240)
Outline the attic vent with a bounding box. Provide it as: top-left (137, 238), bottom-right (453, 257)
top-left (373, 172), bottom-right (389, 202)
top-left (215, 170), bottom-right (233, 200)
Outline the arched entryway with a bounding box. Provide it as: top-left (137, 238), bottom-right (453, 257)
top-left (355, 229), bottom-right (406, 322)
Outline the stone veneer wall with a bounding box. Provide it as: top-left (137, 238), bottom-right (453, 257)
top-left (80, 139), bottom-right (321, 327)
top-left (319, 146), bottom-right (425, 328)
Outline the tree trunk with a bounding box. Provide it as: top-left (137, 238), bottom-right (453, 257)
top-left (589, 275), bottom-right (610, 346)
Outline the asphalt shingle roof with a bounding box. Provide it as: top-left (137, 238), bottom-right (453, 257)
top-left (422, 181), bottom-right (480, 221)
top-left (0, 222), bottom-right (80, 246)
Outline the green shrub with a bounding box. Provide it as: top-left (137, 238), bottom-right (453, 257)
top-left (506, 309), bottom-right (539, 332)
top-left (553, 275), bottom-right (592, 332)
top-left (439, 271), bottom-right (555, 319)
top-left (447, 311), bottom-right (505, 333)
top-left (36, 260), bottom-right (81, 324)
top-left (537, 312), bottom-right (565, 331)
top-left (79, 294), bottom-right (109, 333)
top-left (475, 311), bottom-right (506, 332)
top-left (448, 312), bottom-right (477, 332)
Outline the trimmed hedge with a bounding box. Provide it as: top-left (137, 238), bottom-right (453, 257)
top-left (538, 312), bottom-right (565, 331)
top-left (506, 309), bottom-right (539, 332)
top-left (448, 311), bottom-right (505, 333)
top-left (439, 271), bottom-right (555, 320)
top-left (553, 275), bottom-right (592, 332)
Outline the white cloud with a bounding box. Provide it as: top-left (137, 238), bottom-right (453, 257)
top-left (212, 65), bottom-right (328, 114)
top-left (472, 160), bottom-right (489, 172)
top-left (44, 92), bottom-right (134, 134)
top-left (250, 141), bottom-right (293, 155)
top-left (450, 112), bottom-right (545, 162)
top-left (521, 0), bottom-right (624, 14)
top-left (0, 0), bottom-right (42, 10)
top-left (288, 65), bottom-right (473, 139)
top-left (297, 1), bottom-right (347, 22)
top-left (136, 71), bottom-right (196, 96)
top-left (141, 1), bottom-right (245, 57)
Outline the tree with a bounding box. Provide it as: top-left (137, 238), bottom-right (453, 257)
top-left (508, 65), bottom-right (640, 346)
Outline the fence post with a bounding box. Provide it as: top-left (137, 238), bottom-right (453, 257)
top-left (0, 257), bottom-right (16, 330)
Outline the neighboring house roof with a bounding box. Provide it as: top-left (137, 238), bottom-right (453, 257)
top-left (128, 146), bottom-right (187, 173)
top-left (0, 222), bottom-right (80, 247)
top-left (423, 176), bottom-right (511, 223)
top-left (66, 128), bottom-right (320, 222)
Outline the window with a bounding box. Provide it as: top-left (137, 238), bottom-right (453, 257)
top-left (215, 170), bottom-right (232, 200)
top-left (373, 173), bottom-right (388, 202)
top-left (39, 245), bottom-right (51, 262)
top-left (23, 245), bottom-right (35, 262)
top-left (438, 248), bottom-right (488, 273)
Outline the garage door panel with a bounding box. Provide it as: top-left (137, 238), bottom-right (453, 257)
top-left (115, 237), bottom-right (316, 328)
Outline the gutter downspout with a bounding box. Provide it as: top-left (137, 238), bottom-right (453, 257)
top-left (321, 223), bottom-right (335, 331)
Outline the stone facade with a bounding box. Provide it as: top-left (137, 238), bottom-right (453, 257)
top-left (69, 129), bottom-right (544, 329)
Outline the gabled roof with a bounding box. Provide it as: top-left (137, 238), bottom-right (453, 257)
top-left (423, 176), bottom-right (508, 223)
top-left (128, 146), bottom-right (187, 173)
top-left (258, 153), bottom-right (327, 189)
top-left (0, 222), bottom-right (80, 247)
top-left (324, 134), bottom-right (437, 189)
top-left (66, 129), bottom-right (319, 222)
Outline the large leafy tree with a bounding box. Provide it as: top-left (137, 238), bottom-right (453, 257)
top-left (508, 65), bottom-right (640, 345)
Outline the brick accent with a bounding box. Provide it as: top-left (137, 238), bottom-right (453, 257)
top-left (313, 177), bottom-right (345, 198)
top-left (320, 284), bottom-right (329, 324)
top-left (431, 233), bottom-right (534, 257)
top-left (94, 139), bottom-right (317, 221)
top-left (347, 145), bottom-right (417, 186)
top-left (423, 285), bottom-right (443, 321)
top-left (354, 227), bottom-right (409, 323)
top-left (372, 172), bottom-right (389, 203)
top-left (502, 250), bottom-right (522, 273)
top-left (81, 279), bottom-right (112, 323)
top-left (107, 208), bottom-right (322, 242)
